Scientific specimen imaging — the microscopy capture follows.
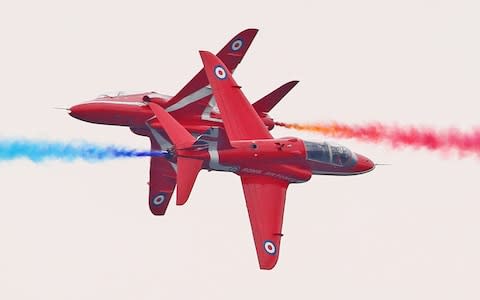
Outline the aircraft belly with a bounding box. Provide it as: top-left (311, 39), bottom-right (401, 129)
top-left (206, 156), bottom-right (310, 183)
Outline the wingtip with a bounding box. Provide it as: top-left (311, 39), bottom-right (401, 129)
top-left (285, 80), bottom-right (300, 89)
top-left (259, 258), bottom-right (279, 270)
top-left (198, 50), bottom-right (214, 57)
top-left (237, 28), bottom-right (259, 35)
top-left (199, 50), bottom-right (220, 66)
top-left (259, 265), bottom-right (276, 270)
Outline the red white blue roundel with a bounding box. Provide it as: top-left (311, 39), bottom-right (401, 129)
top-left (263, 240), bottom-right (276, 255)
top-left (152, 193), bottom-right (166, 206)
top-left (231, 38), bottom-right (243, 51)
top-left (214, 65), bottom-right (227, 80)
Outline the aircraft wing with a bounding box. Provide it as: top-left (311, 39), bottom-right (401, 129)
top-left (199, 50), bottom-right (272, 141)
top-left (149, 155), bottom-right (176, 215)
top-left (241, 175), bottom-right (289, 269)
top-left (148, 135), bottom-right (177, 216)
top-left (166, 29), bottom-right (258, 116)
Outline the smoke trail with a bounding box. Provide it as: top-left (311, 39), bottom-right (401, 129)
top-left (276, 121), bottom-right (480, 156)
top-left (0, 138), bottom-right (168, 163)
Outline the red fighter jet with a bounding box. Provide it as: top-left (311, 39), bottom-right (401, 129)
top-left (143, 51), bottom-right (374, 269)
top-left (70, 31), bottom-right (375, 269)
top-left (70, 29), bottom-right (299, 216)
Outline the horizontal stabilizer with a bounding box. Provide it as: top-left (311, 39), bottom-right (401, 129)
top-left (253, 81), bottom-right (299, 114)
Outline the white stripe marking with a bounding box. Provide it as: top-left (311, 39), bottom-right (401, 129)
top-left (146, 122), bottom-right (173, 150)
top-left (166, 87), bottom-right (212, 112)
top-left (201, 96), bottom-right (223, 123)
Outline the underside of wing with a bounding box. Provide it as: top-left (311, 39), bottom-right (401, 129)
top-left (241, 175), bottom-right (289, 269)
top-left (148, 135), bottom-right (176, 215)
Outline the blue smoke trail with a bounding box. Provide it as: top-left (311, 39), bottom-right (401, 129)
top-left (0, 138), bottom-right (168, 163)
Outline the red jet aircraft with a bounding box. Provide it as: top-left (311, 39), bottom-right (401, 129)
top-left (70, 29), bottom-right (298, 216)
top-left (69, 30), bottom-right (374, 269)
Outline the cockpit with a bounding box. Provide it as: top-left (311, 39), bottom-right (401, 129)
top-left (304, 141), bottom-right (356, 167)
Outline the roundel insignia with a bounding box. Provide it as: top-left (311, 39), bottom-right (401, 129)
top-left (152, 193), bottom-right (167, 206)
top-left (214, 65), bottom-right (227, 80)
top-left (230, 38), bottom-right (243, 51)
top-left (263, 240), bottom-right (277, 255)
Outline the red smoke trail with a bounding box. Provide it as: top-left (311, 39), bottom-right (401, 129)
top-left (275, 121), bottom-right (480, 157)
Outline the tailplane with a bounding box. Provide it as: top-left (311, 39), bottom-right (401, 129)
top-left (253, 81), bottom-right (298, 114)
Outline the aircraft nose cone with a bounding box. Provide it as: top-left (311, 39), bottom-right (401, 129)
top-left (69, 103), bottom-right (91, 121)
top-left (354, 153), bottom-right (375, 173)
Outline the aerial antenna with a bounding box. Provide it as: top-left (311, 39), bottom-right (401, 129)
top-left (53, 107), bottom-right (71, 112)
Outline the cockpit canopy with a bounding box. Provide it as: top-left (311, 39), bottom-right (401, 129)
top-left (96, 91), bottom-right (172, 100)
top-left (304, 141), bottom-right (356, 167)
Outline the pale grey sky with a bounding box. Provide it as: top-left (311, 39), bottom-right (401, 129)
top-left (1, 1), bottom-right (480, 299)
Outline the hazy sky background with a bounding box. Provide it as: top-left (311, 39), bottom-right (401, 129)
top-left (1, 1), bottom-right (480, 299)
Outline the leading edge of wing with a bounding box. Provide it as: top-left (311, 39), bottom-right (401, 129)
top-left (240, 175), bottom-right (289, 270)
top-left (199, 50), bottom-right (272, 141)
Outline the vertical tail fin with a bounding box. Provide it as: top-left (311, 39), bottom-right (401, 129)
top-left (176, 157), bottom-right (203, 205)
top-left (148, 102), bottom-right (202, 205)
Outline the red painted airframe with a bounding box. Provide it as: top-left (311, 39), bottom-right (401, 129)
top-left (69, 29), bottom-right (374, 269)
